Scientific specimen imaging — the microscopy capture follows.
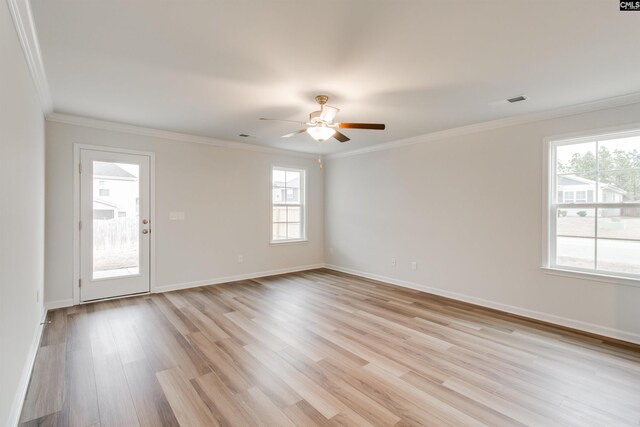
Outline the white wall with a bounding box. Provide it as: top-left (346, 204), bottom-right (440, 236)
top-left (325, 102), bottom-right (640, 344)
top-left (45, 121), bottom-right (324, 304)
top-left (0, 1), bottom-right (46, 424)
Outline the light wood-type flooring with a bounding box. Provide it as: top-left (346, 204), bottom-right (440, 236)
top-left (19, 269), bottom-right (640, 426)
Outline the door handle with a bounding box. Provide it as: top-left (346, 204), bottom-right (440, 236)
top-left (142, 229), bottom-right (150, 234)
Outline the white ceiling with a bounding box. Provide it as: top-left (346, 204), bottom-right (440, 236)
top-left (30, 0), bottom-right (640, 154)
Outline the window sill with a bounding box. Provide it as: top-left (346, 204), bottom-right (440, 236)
top-left (540, 267), bottom-right (640, 288)
top-left (270, 239), bottom-right (309, 246)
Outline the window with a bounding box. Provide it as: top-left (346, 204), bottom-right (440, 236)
top-left (549, 132), bottom-right (640, 279)
top-left (99, 188), bottom-right (110, 197)
top-left (271, 166), bottom-right (305, 242)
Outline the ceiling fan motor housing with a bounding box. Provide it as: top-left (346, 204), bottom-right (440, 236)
top-left (315, 95), bottom-right (329, 105)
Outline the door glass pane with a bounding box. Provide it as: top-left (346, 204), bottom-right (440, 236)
top-left (93, 161), bottom-right (140, 279)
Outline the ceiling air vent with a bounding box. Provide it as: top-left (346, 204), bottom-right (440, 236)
top-left (506, 95), bottom-right (527, 104)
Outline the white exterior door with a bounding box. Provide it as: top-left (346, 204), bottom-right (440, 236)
top-left (79, 148), bottom-right (151, 301)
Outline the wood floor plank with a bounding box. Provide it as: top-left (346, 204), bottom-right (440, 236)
top-left (90, 311), bottom-right (140, 427)
top-left (244, 343), bottom-right (344, 419)
top-left (20, 344), bottom-right (66, 423)
top-left (187, 331), bottom-right (253, 393)
top-left (58, 346), bottom-right (100, 427)
top-left (20, 270), bottom-right (640, 427)
top-left (123, 359), bottom-right (180, 427)
top-left (156, 367), bottom-right (219, 427)
top-left (192, 372), bottom-right (256, 427)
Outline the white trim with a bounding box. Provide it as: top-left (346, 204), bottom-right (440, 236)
top-left (48, 113), bottom-right (318, 159)
top-left (326, 92), bottom-right (640, 160)
top-left (324, 264), bottom-right (640, 345)
top-left (7, 306), bottom-right (47, 427)
top-left (270, 164), bottom-right (308, 244)
top-left (541, 267), bottom-right (640, 288)
top-left (73, 144), bottom-right (156, 305)
top-left (154, 263), bottom-right (324, 293)
top-left (44, 299), bottom-right (75, 310)
top-left (6, 0), bottom-right (53, 115)
top-left (269, 239), bottom-right (309, 246)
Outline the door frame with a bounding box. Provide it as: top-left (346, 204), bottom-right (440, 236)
top-left (73, 143), bottom-right (156, 305)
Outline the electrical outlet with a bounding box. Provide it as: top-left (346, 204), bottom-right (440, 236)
top-left (237, 254), bottom-right (244, 263)
top-left (411, 261), bottom-right (417, 270)
top-left (391, 258), bottom-right (396, 267)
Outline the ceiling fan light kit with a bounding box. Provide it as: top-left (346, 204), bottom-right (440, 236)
top-left (306, 125), bottom-right (336, 142)
top-left (260, 95), bottom-right (386, 144)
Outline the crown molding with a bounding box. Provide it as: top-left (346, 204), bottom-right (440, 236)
top-left (7, 0), bottom-right (53, 115)
top-left (46, 112), bottom-right (319, 158)
top-left (326, 91), bottom-right (640, 160)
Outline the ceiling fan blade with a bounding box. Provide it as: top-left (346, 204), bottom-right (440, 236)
top-left (332, 130), bottom-right (350, 143)
top-left (338, 123), bottom-right (386, 130)
top-left (282, 129), bottom-right (307, 138)
top-left (260, 118), bottom-right (306, 125)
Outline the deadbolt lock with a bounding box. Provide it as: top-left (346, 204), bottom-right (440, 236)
top-left (142, 219), bottom-right (150, 224)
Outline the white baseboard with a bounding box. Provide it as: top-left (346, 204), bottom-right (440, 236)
top-left (324, 264), bottom-right (640, 345)
top-left (7, 306), bottom-right (47, 427)
top-left (45, 299), bottom-right (74, 310)
top-left (154, 263), bottom-right (326, 293)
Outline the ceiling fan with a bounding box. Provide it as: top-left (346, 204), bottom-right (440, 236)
top-left (260, 95), bottom-right (385, 143)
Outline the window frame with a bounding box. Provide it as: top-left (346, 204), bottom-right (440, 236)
top-left (544, 127), bottom-right (640, 285)
top-left (270, 165), bottom-right (307, 244)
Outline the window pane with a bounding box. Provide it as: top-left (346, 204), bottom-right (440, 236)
top-left (272, 169), bottom-right (286, 187)
top-left (93, 161), bottom-right (140, 279)
top-left (285, 170), bottom-right (301, 188)
top-left (597, 170), bottom-right (640, 202)
top-left (272, 223), bottom-right (287, 241)
top-left (597, 208), bottom-right (640, 240)
top-left (285, 187), bottom-right (300, 204)
top-left (556, 141), bottom-right (596, 174)
top-left (556, 208), bottom-right (594, 237)
top-left (598, 135), bottom-right (640, 172)
top-left (287, 223), bottom-right (301, 239)
top-left (556, 173), bottom-right (596, 204)
top-left (597, 239), bottom-right (640, 275)
top-left (273, 206), bottom-right (287, 222)
top-left (556, 237), bottom-right (595, 270)
top-left (287, 206), bottom-right (301, 222)
top-left (272, 187), bottom-right (285, 203)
